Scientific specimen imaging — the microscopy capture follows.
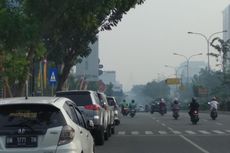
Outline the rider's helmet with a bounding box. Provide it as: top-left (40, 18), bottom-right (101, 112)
top-left (131, 99), bottom-right (135, 103)
top-left (123, 99), bottom-right (126, 102)
top-left (192, 97), bottom-right (197, 102)
top-left (174, 98), bottom-right (178, 104)
top-left (212, 96), bottom-right (217, 100)
top-left (160, 98), bottom-right (165, 103)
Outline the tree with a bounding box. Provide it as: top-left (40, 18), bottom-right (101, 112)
top-left (0, 0), bottom-right (45, 96)
top-left (25, 0), bottom-right (145, 91)
top-left (142, 80), bottom-right (170, 98)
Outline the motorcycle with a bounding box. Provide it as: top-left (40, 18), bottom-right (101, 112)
top-left (150, 104), bottom-right (155, 114)
top-left (172, 109), bottom-right (179, 120)
top-left (122, 107), bottom-right (129, 116)
top-left (129, 109), bottom-right (136, 118)
top-left (210, 108), bottom-right (218, 120)
top-left (190, 110), bottom-right (199, 125)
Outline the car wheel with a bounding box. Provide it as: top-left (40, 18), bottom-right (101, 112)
top-left (111, 126), bottom-right (115, 134)
top-left (104, 126), bottom-right (110, 140)
top-left (108, 125), bottom-right (111, 137)
top-left (95, 127), bottom-right (104, 145)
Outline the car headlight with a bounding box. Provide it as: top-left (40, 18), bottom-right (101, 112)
top-left (114, 110), bottom-right (118, 115)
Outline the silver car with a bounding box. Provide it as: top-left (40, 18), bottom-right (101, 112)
top-left (97, 92), bottom-right (115, 136)
top-left (56, 90), bottom-right (109, 145)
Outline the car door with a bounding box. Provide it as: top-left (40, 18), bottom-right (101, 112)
top-left (73, 105), bottom-right (93, 153)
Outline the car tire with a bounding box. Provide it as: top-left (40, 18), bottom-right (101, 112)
top-left (95, 127), bottom-right (104, 145)
top-left (111, 126), bottom-right (115, 134)
top-left (104, 126), bottom-right (110, 140)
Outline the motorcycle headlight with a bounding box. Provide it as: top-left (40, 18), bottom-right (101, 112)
top-left (114, 110), bottom-right (118, 115)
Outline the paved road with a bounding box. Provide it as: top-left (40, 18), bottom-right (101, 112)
top-left (96, 111), bottom-right (230, 153)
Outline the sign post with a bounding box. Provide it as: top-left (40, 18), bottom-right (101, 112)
top-left (49, 68), bottom-right (58, 96)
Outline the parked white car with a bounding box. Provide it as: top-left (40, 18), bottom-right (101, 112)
top-left (0, 97), bottom-right (95, 153)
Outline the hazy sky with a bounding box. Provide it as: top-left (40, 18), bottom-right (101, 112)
top-left (99, 0), bottom-right (230, 91)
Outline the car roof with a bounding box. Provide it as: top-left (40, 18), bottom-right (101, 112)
top-left (56, 90), bottom-right (94, 93)
top-left (0, 97), bottom-right (67, 107)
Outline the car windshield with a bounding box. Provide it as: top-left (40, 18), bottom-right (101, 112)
top-left (1, 0), bottom-right (230, 152)
top-left (0, 104), bottom-right (66, 130)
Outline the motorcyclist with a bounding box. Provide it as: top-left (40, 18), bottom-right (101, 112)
top-left (121, 99), bottom-right (129, 114)
top-left (129, 99), bottom-right (137, 110)
top-left (189, 97), bottom-right (199, 117)
top-left (208, 96), bottom-right (219, 111)
top-left (159, 98), bottom-right (167, 113)
top-left (171, 98), bottom-right (180, 111)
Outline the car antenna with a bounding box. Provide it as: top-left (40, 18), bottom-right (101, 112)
top-left (25, 80), bottom-right (28, 99)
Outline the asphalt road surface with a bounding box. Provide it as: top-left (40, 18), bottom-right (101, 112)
top-left (96, 111), bottom-right (230, 153)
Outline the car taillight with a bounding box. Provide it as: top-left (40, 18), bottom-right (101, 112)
top-left (58, 125), bottom-right (75, 146)
top-left (84, 104), bottom-right (100, 110)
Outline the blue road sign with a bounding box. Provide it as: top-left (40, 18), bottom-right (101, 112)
top-left (49, 68), bottom-right (58, 85)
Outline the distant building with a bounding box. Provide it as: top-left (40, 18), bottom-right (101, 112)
top-left (223, 5), bottom-right (230, 73)
top-left (178, 61), bottom-right (206, 83)
top-left (99, 71), bottom-right (123, 92)
top-left (75, 40), bottom-right (99, 81)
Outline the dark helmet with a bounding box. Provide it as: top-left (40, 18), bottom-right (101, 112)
top-left (123, 99), bottom-right (126, 102)
top-left (131, 99), bottom-right (135, 103)
top-left (212, 96), bottom-right (216, 100)
top-left (192, 97), bottom-right (197, 102)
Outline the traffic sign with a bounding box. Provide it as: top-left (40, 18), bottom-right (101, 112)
top-left (165, 78), bottom-right (180, 85)
top-left (49, 68), bottom-right (58, 85)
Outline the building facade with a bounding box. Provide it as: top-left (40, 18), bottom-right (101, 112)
top-left (75, 40), bottom-right (99, 81)
top-left (223, 5), bottom-right (230, 73)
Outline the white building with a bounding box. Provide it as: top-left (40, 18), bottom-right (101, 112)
top-left (99, 71), bottom-right (123, 92)
top-left (223, 5), bottom-right (230, 73)
top-left (75, 40), bottom-right (99, 81)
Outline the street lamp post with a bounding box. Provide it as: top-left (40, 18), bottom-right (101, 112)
top-left (173, 53), bottom-right (203, 84)
top-left (188, 30), bottom-right (227, 71)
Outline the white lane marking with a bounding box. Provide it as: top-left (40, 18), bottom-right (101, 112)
top-left (198, 130), bottom-right (210, 134)
top-left (118, 131), bottom-right (125, 135)
top-left (212, 130), bottom-right (225, 134)
top-left (180, 135), bottom-right (210, 153)
top-left (216, 122), bottom-right (223, 126)
top-left (156, 120), bottom-right (160, 122)
top-left (161, 123), bottom-right (166, 126)
top-left (202, 119), bottom-right (208, 122)
top-left (131, 131), bottom-right (139, 135)
top-left (185, 130), bottom-right (196, 135)
top-left (158, 131), bottom-right (167, 135)
top-left (225, 130), bottom-right (230, 133)
top-left (145, 131), bottom-right (153, 135)
top-left (172, 130), bottom-right (181, 134)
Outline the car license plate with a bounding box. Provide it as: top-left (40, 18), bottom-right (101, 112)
top-left (6, 136), bottom-right (38, 148)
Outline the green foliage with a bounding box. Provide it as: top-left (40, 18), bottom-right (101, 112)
top-left (142, 80), bottom-right (170, 98)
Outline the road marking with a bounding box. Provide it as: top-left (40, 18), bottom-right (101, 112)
top-left (118, 131), bottom-right (125, 135)
top-left (202, 119), bottom-right (208, 122)
top-left (216, 122), bottom-right (223, 126)
top-left (156, 120), bottom-right (160, 122)
top-left (158, 131), bottom-right (167, 135)
top-left (180, 135), bottom-right (210, 153)
top-left (161, 123), bottom-right (166, 126)
top-left (145, 131), bottom-right (153, 135)
top-left (131, 131), bottom-right (139, 135)
top-left (172, 130), bottom-right (181, 134)
top-left (225, 130), bottom-right (230, 133)
top-left (185, 130), bottom-right (196, 135)
top-left (198, 130), bottom-right (210, 134)
top-left (212, 130), bottom-right (225, 134)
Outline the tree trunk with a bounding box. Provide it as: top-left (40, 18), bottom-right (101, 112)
top-left (3, 77), bottom-right (13, 97)
top-left (15, 47), bottom-right (35, 97)
top-left (56, 55), bottom-right (75, 91)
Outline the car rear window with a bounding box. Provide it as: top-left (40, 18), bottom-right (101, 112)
top-left (0, 104), bottom-right (66, 130)
top-left (56, 92), bottom-right (93, 106)
top-left (107, 97), bottom-right (115, 106)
